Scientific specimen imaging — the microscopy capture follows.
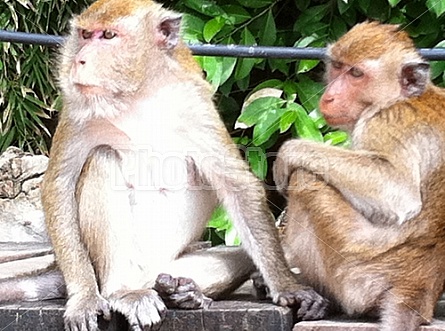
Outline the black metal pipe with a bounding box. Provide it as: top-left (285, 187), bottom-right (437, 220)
top-left (2, 29), bottom-right (445, 60)
top-left (0, 30), bottom-right (64, 47)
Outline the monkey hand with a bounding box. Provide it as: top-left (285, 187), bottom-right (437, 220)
top-left (154, 273), bottom-right (212, 309)
top-left (64, 291), bottom-right (111, 331)
top-left (108, 288), bottom-right (167, 331)
top-left (274, 287), bottom-right (329, 321)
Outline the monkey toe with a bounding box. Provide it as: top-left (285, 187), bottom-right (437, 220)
top-left (64, 292), bottom-right (111, 331)
top-left (108, 289), bottom-right (167, 330)
top-left (154, 273), bottom-right (208, 309)
top-left (276, 288), bottom-right (329, 321)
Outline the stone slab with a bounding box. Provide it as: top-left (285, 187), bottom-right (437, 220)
top-left (294, 318), bottom-right (445, 330)
top-left (2, 300), bottom-right (445, 331)
top-left (0, 298), bottom-right (294, 331)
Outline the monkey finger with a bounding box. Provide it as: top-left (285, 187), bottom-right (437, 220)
top-left (154, 273), bottom-right (177, 295)
top-left (176, 277), bottom-right (200, 293)
top-left (98, 296), bottom-right (112, 321)
top-left (294, 289), bottom-right (329, 321)
top-left (168, 290), bottom-right (204, 309)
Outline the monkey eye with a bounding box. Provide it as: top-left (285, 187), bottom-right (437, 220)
top-left (103, 30), bottom-right (117, 39)
top-left (81, 29), bottom-right (93, 39)
top-left (331, 61), bottom-right (343, 69)
top-left (349, 67), bottom-right (364, 78)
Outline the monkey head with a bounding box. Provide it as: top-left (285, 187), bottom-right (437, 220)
top-left (319, 21), bottom-right (430, 132)
top-left (58, 0), bottom-right (184, 121)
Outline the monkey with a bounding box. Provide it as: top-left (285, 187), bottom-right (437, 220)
top-left (32, 0), bottom-right (330, 330)
top-left (273, 21), bottom-right (445, 331)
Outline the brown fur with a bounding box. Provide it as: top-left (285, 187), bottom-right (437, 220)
top-left (330, 21), bottom-right (415, 64)
top-left (275, 22), bottom-right (445, 331)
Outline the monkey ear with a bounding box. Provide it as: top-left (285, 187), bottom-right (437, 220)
top-left (157, 14), bottom-right (182, 50)
top-left (400, 61), bottom-right (430, 98)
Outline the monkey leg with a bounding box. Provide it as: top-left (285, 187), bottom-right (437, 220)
top-left (76, 145), bottom-right (167, 330)
top-left (76, 146), bottom-right (256, 328)
top-left (379, 288), bottom-right (432, 331)
top-left (157, 245), bottom-right (256, 301)
top-left (282, 169), bottom-right (441, 330)
top-left (282, 170), bottom-right (385, 307)
top-left (0, 269), bottom-right (65, 302)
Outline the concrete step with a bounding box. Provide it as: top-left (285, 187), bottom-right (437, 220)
top-left (294, 318), bottom-right (445, 331)
top-left (0, 298), bottom-right (293, 331)
top-left (2, 299), bottom-right (445, 331)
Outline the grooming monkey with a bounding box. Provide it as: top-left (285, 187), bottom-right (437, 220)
top-left (30, 0), bottom-right (329, 330)
top-left (274, 22), bottom-right (445, 331)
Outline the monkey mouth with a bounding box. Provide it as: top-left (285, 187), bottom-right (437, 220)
top-left (74, 83), bottom-right (108, 96)
top-left (323, 115), bottom-right (351, 126)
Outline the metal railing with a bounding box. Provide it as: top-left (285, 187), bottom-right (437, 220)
top-left (2, 29), bottom-right (445, 60)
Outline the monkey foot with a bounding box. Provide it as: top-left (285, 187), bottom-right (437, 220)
top-left (108, 289), bottom-right (167, 331)
top-left (251, 271), bottom-right (269, 300)
top-left (64, 292), bottom-right (111, 331)
top-left (275, 288), bottom-right (329, 321)
top-left (154, 273), bottom-right (211, 310)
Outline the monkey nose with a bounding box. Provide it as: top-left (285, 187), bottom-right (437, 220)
top-left (79, 60), bottom-right (86, 65)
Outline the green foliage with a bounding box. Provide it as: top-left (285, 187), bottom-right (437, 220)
top-left (0, 0), bottom-right (93, 154)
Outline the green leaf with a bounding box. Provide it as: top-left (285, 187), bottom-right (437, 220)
top-left (246, 148), bottom-right (268, 180)
top-left (235, 0), bottom-right (273, 9)
top-left (296, 0), bottom-right (310, 11)
top-left (309, 108), bottom-right (327, 129)
top-left (357, 0), bottom-right (370, 12)
top-left (323, 131), bottom-right (349, 145)
top-left (251, 79), bottom-right (284, 94)
top-left (268, 58), bottom-right (290, 75)
top-left (181, 14), bottom-right (205, 43)
top-left (388, 0), bottom-right (402, 7)
top-left (183, 0), bottom-right (225, 17)
top-left (294, 35), bottom-right (317, 48)
top-left (295, 76), bottom-right (324, 111)
top-left (293, 4), bottom-right (329, 35)
top-left (431, 61), bottom-right (445, 80)
top-left (330, 17), bottom-right (347, 40)
top-left (219, 57), bottom-right (237, 87)
top-left (238, 96), bottom-right (284, 126)
top-left (202, 56), bottom-right (222, 89)
top-left (337, 0), bottom-right (353, 15)
top-left (279, 110), bottom-right (298, 133)
top-left (258, 10), bottom-right (276, 46)
top-left (203, 17), bottom-right (226, 42)
top-left (288, 103), bottom-right (323, 142)
top-left (427, 0), bottom-right (445, 17)
top-left (221, 5), bottom-right (251, 24)
top-left (252, 107), bottom-right (286, 146)
top-left (367, 0), bottom-right (390, 21)
top-left (297, 59), bottom-right (320, 73)
top-left (225, 225), bottom-right (241, 246)
top-left (207, 206), bottom-right (231, 229)
top-left (431, 41), bottom-right (445, 80)
top-left (234, 27), bottom-right (257, 80)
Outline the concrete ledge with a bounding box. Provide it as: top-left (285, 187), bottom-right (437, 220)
top-left (2, 300), bottom-right (445, 331)
top-left (0, 298), bottom-right (294, 331)
top-left (294, 318), bottom-right (445, 330)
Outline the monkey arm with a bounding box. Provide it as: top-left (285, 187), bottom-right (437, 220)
top-left (42, 147), bottom-right (96, 292)
top-left (180, 109), bottom-right (327, 318)
top-left (274, 139), bottom-right (422, 225)
top-left (41, 122), bottom-right (110, 322)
